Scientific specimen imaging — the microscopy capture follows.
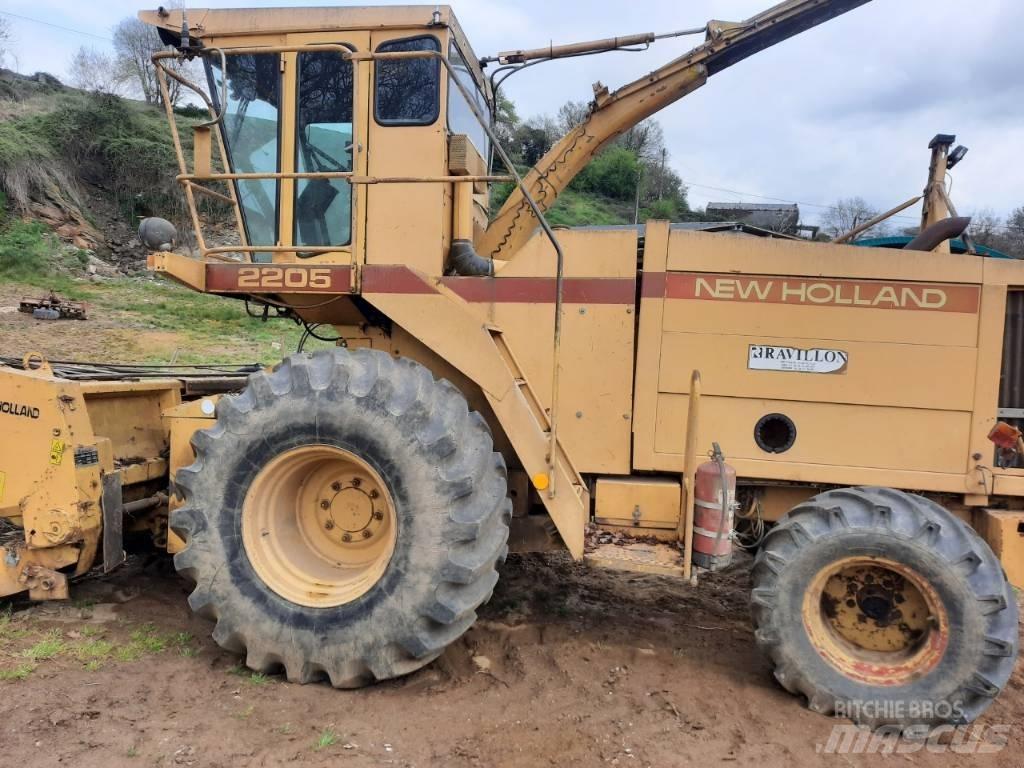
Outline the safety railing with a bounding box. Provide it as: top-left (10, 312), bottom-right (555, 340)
top-left (155, 44), bottom-right (570, 497)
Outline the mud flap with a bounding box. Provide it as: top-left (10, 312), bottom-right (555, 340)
top-left (101, 472), bottom-right (125, 573)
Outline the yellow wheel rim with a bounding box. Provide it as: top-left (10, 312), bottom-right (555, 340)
top-left (803, 556), bottom-right (949, 686)
top-left (241, 445), bottom-right (397, 608)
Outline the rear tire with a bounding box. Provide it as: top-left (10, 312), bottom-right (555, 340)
top-left (751, 487), bottom-right (1018, 728)
top-left (172, 348), bottom-right (511, 686)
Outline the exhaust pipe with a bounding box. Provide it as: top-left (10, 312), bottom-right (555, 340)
top-left (446, 239), bottom-right (494, 276)
top-left (904, 216), bottom-right (971, 253)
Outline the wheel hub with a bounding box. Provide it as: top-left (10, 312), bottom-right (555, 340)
top-left (804, 557), bottom-right (948, 686)
top-left (241, 445), bottom-right (398, 608)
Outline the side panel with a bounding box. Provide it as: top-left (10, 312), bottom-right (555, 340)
top-left (443, 229), bottom-right (638, 474)
top-left (632, 229), bottom-right (1021, 496)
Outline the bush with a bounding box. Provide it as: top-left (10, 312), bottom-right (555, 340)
top-left (571, 147), bottom-right (641, 201)
top-left (644, 198), bottom-right (678, 221)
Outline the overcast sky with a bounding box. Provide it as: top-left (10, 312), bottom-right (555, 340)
top-left (3, 0), bottom-right (1022, 228)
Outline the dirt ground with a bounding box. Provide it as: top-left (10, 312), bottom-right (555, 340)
top-left (0, 553), bottom-right (1020, 768)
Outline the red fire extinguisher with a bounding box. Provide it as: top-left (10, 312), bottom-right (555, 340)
top-left (692, 443), bottom-right (736, 571)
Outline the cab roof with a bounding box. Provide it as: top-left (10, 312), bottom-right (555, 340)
top-left (139, 6), bottom-right (485, 89)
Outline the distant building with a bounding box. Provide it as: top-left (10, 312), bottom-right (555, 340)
top-left (706, 202), bottom-right (801, 235)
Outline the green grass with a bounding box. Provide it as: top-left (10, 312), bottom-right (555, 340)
top-left (115, 624), bottom-right (169, 661)
top-left (0, 662), bottom-right (35, 681)
top-left (0, 82), bottom-right (198, 219)
top-left (314, 728), bottom-right (338, 751)
top-left (228, 665), bottom-right (273, 685)
top-left (544, 189), bottom-right (635, 227)
top-left (74, 638), bottom-right (115, 667)
top-left (21, 629), bottom-right (66, 661)
top-left (0, 219), bottom-right (88, 287)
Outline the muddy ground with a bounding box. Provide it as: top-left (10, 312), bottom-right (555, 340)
top-left (0, 553), bottom-right (1021, 768)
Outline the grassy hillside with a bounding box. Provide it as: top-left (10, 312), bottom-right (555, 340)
top-left (0, 218), bottom-right (312, 364)
top-left (0, 70), bottom-right (662, 366)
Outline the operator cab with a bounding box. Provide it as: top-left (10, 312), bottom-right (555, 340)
top-left (141, 6), bottom-right (493, 273)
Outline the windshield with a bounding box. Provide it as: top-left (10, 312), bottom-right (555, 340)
top-left (208, 54), bottom-right (281, 261)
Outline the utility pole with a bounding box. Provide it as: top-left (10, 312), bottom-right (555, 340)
top-left (634, 164), bottom-right (644, 225)
top-left (659, 147), bottom-right (667, 200)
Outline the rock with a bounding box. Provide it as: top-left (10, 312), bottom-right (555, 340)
top-left (472, 655), bottom-right (492, 672)
top-left (86, 255), bottom-right (118, 277)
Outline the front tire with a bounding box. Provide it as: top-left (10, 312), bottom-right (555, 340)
top-left (752, 487), bottom-right (1018, 728)
top-left (172, 348), bottom-right (511, 686)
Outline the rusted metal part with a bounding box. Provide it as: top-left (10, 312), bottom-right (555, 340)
top-left (18, 563), bottom-right (69, 600)
top-left (0, 542), bottom-right (79, 600)
top-left (18, 291), bottom-right (88, 320)
top-left (803, 556), bottom-right (949, 686)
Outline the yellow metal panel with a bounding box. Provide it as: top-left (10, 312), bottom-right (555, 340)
top-left (666, 230), bottom-right (986, 284)
top-left (632, 221), bottom-right (671, 472)
top-left (756, 486), bottom-right (817, 521)
top-left (966, 284), bottom-right (1006, 496)
top-left (662, 298), bottom-right (980, 347)
top-left (972, 509), bottom-right (1024, 589)
top-left (657, 332), bottom-right (977, 411)
top-left (499, 228), bottom-right (639, 279)
top-left (595, 477), bottom-right (680, 529)
top-left (654, 393), bottom-right (972, 476)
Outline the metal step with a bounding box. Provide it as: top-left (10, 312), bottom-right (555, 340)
top-left (584, 540), bottom-right (685, 578)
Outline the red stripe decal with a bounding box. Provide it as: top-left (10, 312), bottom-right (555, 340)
top-left (361, 265), bottom-right (438, 295)
top-left (442, 277), bottom-right (635, 304)
top-left (640, 272), bottom-right (666, 299)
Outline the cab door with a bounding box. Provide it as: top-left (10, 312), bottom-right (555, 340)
top-left (281, 31), bottom-right (371, 267)
top-left (365, 30), bottom-right (447, 274)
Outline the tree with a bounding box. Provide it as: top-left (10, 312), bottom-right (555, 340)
top-left (0, 16), bottom-right (12, 66)
top-left (493, 93), bottom-right (519, 146)
top-left (617, 119), bottom-right (664, 164)
top-left (556, 100), bottom-right (589, 133)
top-left (1006, 207), bottom-right (1024, 258)
top-left (68, 46), bottom-right (128, 95)
top-left (821, 196), bottom-right (890, 239)
top-left (509, 124), bottom-right (552, 166)
top-left (572, 146), bottom-right (641, 201)
top-left (112, 17), bottom-right (187, 106)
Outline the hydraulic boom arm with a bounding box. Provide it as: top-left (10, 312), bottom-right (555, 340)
top-left (478, 0), bottom-right (872, 262)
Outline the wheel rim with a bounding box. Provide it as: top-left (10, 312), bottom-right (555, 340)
top-left (241, 445), bottom-right (397, 608)
top-left (802, 556), bottom-right (949, 686)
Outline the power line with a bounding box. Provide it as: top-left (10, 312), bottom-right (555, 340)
top-left (0, 10), bottom-right (112, 43)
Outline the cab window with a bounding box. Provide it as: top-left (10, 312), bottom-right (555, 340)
top-left (374, 36), bottom-right (441, 125)
top-left (447, 41), bottom-right (489, 157)
top-left (295, 50), bottom-right (355, 248)
top-left (208, 54), bottom-right (281, 260)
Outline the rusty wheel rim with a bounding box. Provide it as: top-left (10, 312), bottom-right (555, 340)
top-left (241, 445), bottom-right (397, 608)
top-left (802, 556), bottom-right (948, 686)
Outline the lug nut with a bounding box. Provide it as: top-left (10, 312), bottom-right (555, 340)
top-left (362, 530), bottom-right (373, 539)
top-left (369, 489), bottom-right (379, 499)
top-left (324, 520), bottom-right (335, 531)
top-left (341, 533), bottom-right (352, 542)
top-left (320, 500), bottom-right (330, 510)
top-left (351, 477), bottom-right (362, 488)
top-left (372, 510), bottom-right (384, 521)
top-left (331, 481), bottom-right (342, 492)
